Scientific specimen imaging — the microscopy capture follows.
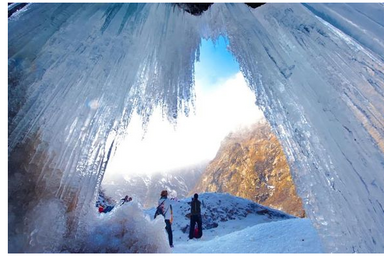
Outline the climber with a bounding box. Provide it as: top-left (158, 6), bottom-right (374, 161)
top-left (189, 193), bottom-right (203, 239)
top-left (156, 190), bottom-right (174, 248)
top-left (120, 195), bottom-right (132, 205)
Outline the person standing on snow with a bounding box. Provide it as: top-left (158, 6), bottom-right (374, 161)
top-left (156, 190), bottom-right (174, 248)
top-left (189, 193), bottom-right (203, 239)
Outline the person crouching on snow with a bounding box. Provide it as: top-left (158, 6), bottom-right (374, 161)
top-left (157, 190), bottom-right (174, 248)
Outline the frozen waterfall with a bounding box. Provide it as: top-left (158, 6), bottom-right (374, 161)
top-left (8, 3), bottom-right (384, 253)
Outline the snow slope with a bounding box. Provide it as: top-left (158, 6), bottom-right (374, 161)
top-left (145, 193), bottom-right (323, 253)
top-left (66, 192), bottom-right (322, 253)
top-left (63, 192), bottom-right (322, 253)
top-left (173, 218), bottom-right (322, 253)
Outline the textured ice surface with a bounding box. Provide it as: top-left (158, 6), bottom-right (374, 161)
top-left (8, 3), bottom-right (384, 252)
top-left (217, 3), bottom-right (384, 253)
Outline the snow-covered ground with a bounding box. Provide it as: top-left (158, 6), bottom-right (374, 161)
top-left (172, 218), bottom-right (322, 253)
top-left (86, 192), bottom-right (322, 253)
top-left (145, 193), bottom-right (323, 253)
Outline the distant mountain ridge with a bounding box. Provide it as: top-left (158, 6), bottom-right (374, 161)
top-left (192, 121), bottom-right (305, 217)
top-left (102, 161), bottom-right (208, 208)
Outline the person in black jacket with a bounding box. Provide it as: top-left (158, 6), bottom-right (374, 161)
top-left (189, 193), bottom-right (203, 239)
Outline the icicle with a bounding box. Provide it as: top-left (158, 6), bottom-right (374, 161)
top-left (8, 3), bottom-right (202, 252)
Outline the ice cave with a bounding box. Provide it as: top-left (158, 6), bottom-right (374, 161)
top-left (8, 3), bottom-right (384, 253)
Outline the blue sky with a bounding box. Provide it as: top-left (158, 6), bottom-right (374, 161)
top-left (195, 36), bottom-right (240, 89)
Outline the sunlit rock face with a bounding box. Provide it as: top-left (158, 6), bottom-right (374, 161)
top-left (193, 121), bottom-right (305, 218)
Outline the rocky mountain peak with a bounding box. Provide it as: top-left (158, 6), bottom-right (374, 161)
top-left (192, 121), bottom-right (305, 218)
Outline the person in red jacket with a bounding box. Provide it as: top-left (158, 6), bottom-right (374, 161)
top-left (98, 205), bottom-right (104, 213)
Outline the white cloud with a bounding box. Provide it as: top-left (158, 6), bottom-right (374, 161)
top-left (105, 72), bottom-right (264, 177)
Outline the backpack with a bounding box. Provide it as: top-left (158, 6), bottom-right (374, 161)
top-left (170, 205), bottom-right (173, 224)
top-left (194, 227), bottom-right (199, 238)
top-left (154, 199), bottom-right (166, 219)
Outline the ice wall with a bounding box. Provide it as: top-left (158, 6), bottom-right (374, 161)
top-left (8, 3), bottom-right (202, 252)
top-left (8, 3), bottom-right (384, 252)
top-left (215, 3), bottom-right (384, 252)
